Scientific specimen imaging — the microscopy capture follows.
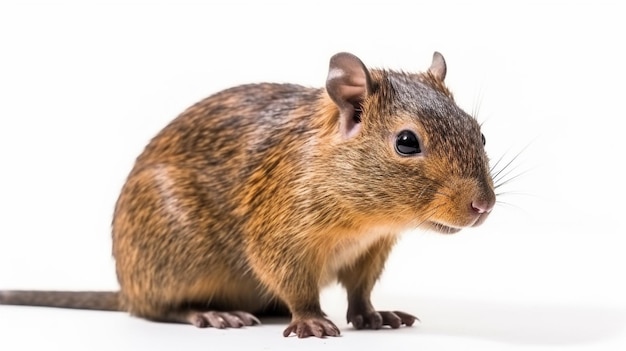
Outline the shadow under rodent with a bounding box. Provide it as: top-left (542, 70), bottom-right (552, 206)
top-left (0, 52), bottom-right (496, 338)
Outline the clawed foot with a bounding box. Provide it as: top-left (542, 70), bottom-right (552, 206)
top-left (188, 311), bottom-right (261, 329)
top-left (283, 316), bottom-right (341, 338)
top-left (348, 310), bottom-right (418, 330)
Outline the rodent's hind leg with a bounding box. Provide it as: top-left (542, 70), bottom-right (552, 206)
top-left (161, 309), bottom-right (261, 329)
top-left (338, 236), bottom-right (419, 330)
top-left (183, 299), bottom-right (290, 328)
top-left (188, 311), bottom-right (261, 328)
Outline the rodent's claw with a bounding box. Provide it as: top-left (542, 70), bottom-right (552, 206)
top-left (350, 311), bottom-right (383, 329)
top-left (349, 311), bottom-right (418, 330)
top-left (231, 311), bottom-right (262, 326)
top-left (190, 311), bottom-right (261, 329)
top-left (379, 311), bottom-right (419, 328)
top-left (283, 317), bottom-right (341, 338)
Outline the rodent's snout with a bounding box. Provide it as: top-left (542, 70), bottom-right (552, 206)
top-left (468, 188), bottom-right (496, 227)
top-left (471, 197), bottom-right (495, 215)
top-left (424, 177), bottom-right (495, 233)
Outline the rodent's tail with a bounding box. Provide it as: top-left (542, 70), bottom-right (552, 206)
top-left (0, 290), bottom-right (123, 311)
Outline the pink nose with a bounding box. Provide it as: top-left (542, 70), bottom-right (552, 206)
top-left (471, 199), bottom-right (494, 214)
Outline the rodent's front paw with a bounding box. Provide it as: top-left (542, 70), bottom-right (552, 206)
top-left (282, 317), bottom-right (341, 338)
top-left (348, 310), bottom-right (418, 330)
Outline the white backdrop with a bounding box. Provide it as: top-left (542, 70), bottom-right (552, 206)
top-left (1, 1), bottom-right (625, 350)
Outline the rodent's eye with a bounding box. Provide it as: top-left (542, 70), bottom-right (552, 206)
top-left (395, 130), bottom-right (422, 156)
top-left (481, 133), bottom-right (486, 146)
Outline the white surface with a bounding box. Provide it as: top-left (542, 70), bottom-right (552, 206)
top-left (1, 1), bottom-right (625, 350)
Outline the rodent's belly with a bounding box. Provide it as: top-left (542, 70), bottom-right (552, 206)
top-left (319, 227), bottom-right (397, 286)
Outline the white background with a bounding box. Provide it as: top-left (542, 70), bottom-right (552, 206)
top-left (1, 1), bottom-right (625, 350)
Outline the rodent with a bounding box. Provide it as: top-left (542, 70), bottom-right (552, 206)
top-left (0, 51), bottom-right (496, 338)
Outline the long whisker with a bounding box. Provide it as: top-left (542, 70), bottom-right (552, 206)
top-left (492, 151), bottom-right (523, 181)
top-left (489, 151), bottom-right (509, 174)
top-left (495, 200), bottom-right (526, 211)
top-left (495, 190), bottom-right (536, 198)
top-left (491, 141), bottom-right (533, 181)
top-left (494, 167), bottom-right (534, 189)
top-left (490, 138), bottom-right (533, 174)
top-left (493, 161), bottom-right (530, 188)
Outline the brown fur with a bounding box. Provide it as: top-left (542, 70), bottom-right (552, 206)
top-left (0, 52), bottom-right (495, 338)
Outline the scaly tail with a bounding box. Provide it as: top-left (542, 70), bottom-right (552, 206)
top-left (0, 291), bottom-right (122, 311)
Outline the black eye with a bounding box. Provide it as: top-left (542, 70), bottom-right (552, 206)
top-left (395, 130), bottom-right (421, 156)
top-left (481, 133), bottom-right (486, 146)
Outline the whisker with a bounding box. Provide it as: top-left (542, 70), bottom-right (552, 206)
top-left (492, 151), bottom-right (522, 181)
top-left (490, 138), bottom-right (534, 172)
top-left (495, 200), bottom-right (529, 214)
top-left (495, 190), bottom-right (536, 198)
top-left (491, 141), bottom-right (533, 181)
top-left (494, 167), bottom-right (533, 189)
top-left (493, 162), bottom-right (528, 188)
top-left (489, 152), bottom-right (508, 174)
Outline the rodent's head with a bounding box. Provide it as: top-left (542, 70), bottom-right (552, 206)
top-left (324, 52), bottom-right (495, 234)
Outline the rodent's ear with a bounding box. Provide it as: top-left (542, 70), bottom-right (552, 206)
top-left (326, 52), bottom-right (372, 139)
top-left (429, 51), bottom-right (447, 81)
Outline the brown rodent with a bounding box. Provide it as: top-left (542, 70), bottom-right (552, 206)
top-left (0, 52), bottom-right (495, 338)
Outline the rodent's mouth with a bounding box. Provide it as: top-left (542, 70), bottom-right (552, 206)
top-left (428, 222), bottom-right (463, 234)
top-left (427, 212), bottom-right (491, 234)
